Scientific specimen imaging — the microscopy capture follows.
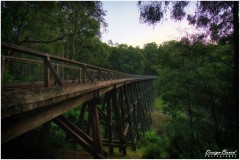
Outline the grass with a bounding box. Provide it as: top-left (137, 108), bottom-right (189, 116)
top-left (151, 97), bottom-right (171, 131)
top-left (107, 147), bottom-right (144, 159)
top-left (50, 145), bottom-right (144, 159)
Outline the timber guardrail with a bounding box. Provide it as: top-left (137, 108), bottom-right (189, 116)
top-left (1, 42), bottom-right (154, 88)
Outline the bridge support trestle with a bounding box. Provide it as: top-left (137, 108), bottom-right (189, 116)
top-left (50, 80), bottom-right (155, 158)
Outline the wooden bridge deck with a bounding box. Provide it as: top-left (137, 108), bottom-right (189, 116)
top-left (1, 42), bottom-right (155, 158)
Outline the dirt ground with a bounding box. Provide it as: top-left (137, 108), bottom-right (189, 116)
top-left (150, 109), bottom-right (171, 132)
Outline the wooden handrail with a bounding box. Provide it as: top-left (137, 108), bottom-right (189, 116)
top-left (1, 42), bottom-right (155, 82)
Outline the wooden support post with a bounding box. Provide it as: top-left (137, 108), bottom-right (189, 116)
top-left (44, 57), bottom-right (62, 86)
top-left (44, 57), bottom-right (51, 87)
top-left (83, 65), bottom-right (93, 82)
top-left (53, 115), bottom-right (106, 158)
top-left (112, 89), bottom-right (127, 155)
top-left (82, 67), bottom-right (86, 83)
top-left (99, 69), bottom-right (106, 81)
top-left (46, 59), bottom-right (62, 86)
top-left (54, 64), bottom-right (59, 85)
top-left (106, 93), bottom-right (113, 154)
top-left (98, 69), bottom-right (101, 81)
top-left (108, 71), bottom-right (111, 80)
top-left (78, 68), bottom-right (81, 83)
top-left (134, 82), bottom-right (141, 140)
top-left (129, 83), bottom-right (137, 151)
top-left (79, 103), bottom-right (86, 129)
top-left (87, 105), bottom-right (92, 136)
top-left (119, 87), bottom-right (125, 129)
top-left (88, 99), bottom-right (103, 155)
top-left (38, 121), bottom-right (51, 156)
top-left (136, 82), bottom-right (144, 131)
top-left (124, 84), bottom-right (134, 151)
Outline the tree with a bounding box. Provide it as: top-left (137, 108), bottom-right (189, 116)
top-left (156, 40), bottom-right (236, 157)
top-left (138, 1), bottom-right (239, 148)
top-left (138, 1), bottom-right (236, 42)
top-left (108, 44), bottom-right (145, 74)
top-left (1, 1), bottom-right (107, 55)
top-left (143, 42), bottom-right (158, 75)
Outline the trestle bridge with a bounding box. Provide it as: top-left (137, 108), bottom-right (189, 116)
top-left (1, 42), bottom-right (155, 158)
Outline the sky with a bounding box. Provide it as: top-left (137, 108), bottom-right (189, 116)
top-left (100, 1), bottom-right (199, 48)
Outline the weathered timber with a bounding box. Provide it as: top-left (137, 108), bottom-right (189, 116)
top-left (2, 79), bottom-right (150, 118)
top-left (44, 57), bottom-right (51, 87)
top-left (53, 115), bottom-right (106, 159)
top-left (88, 99), bottom-right (104, 155)
top-left (106, 93), bottom-right (113, 154)
top-left (97, 106), bottom-right (126, 142)
top-left (1, 42), bottom-right (156, 158)
top-left (45, 57), bottom-right (63, 86)
top-left (112, 89), bottom-right (127, 155)
top-left (2, 92), bottom-right (93, 144)
top-left (78, 103), bottom-right (86, 128)
top-left (37, 121), bottom-right (51, 155)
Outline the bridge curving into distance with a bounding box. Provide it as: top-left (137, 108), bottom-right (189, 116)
top-left (1, 42), bottom-right (155, 158)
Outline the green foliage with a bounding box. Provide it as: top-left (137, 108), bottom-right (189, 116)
top-left (143, 42), bottom-right (159, 75)
top-left (153, 98), bottom-right (165, 110)
top-left (154, 40), bottom-right (236, 158)
top-left (140, 131), bottom-right (170, 159)
top-left (156, 117), bottom-right (221, 158)
top-left (63, 106), bottom-right (80, 123)
top-left (1, 1), bottom-right (107, 62)
top-left (108, 44), bottom-right (145, 74)
top-left (142, 143), bottom-right (161, 159)
top-left (49, 123), bottom-right (67, 149)
top-left (140, 131), bottom-right (160, 143)
top-left (48, 123), bottom-right (83, 153)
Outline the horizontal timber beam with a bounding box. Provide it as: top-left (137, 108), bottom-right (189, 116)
top-left (2, 78), bottom-right (154, 119)
top-left (1, 79), bottom-right (154, 144)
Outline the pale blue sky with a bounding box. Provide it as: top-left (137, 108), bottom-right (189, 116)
top-left (100, 1), bottom-right (199, 48)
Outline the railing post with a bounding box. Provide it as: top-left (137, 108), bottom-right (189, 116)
top-left (54, 64), bottom-right (59, 86)
top-left (82, 66), bottom-right (86, 83)
top-left (108, 71), bottom-right (111, 80)
top-left (44, 57), bottom-right (51, 87)
top-left (78, 68), bottom-right (81, 83)
top-left (2, 56), bottom-right (5, 83)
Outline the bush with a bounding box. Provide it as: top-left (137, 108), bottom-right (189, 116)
top-left (142, 131), bottom-right (160, 143)
top-left (142, 143), bottom-right (161, 159)
top-left (140, 131), bottom-right (170, 159)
